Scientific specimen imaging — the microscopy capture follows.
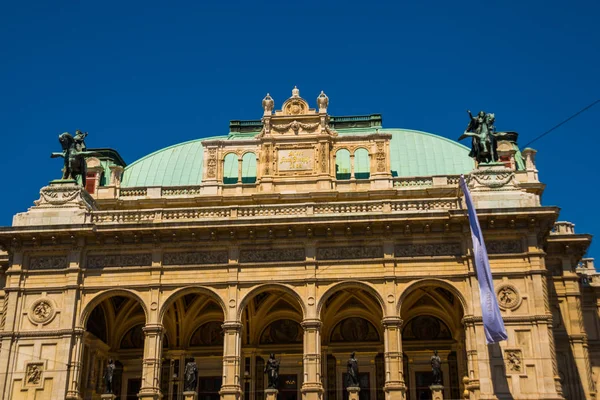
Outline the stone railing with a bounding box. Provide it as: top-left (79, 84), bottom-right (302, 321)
top-left (119, 188), bottom-right (148, 197)
top-left (162, 186), bottom-right (202, 196)
top-left (393, 177), bottom-right (433, 187)
top-left (89, 197), bottom-right (460, 224)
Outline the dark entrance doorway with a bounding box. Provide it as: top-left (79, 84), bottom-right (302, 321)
top-left (279, 374), bottom-right (298, 400)
top-left (198, 376), bottom-right (222, 400)
top-left (126, 378), bottom-right (141, 400)
top-left (415, 372), bottom-right (433, 400)
top-left (342, 372), bottom-right (370, 400)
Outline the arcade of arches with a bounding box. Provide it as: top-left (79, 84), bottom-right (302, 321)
top-left (75, 282), bottom-right (468, 400)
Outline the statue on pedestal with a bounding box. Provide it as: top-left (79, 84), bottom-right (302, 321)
top-left (184, 358), bottom-right (198, 392)
top-left (103, 359), bottom-right (115, 394)
top-left (264, 353), bottom-right (280, 389)
top-left (431, 350), bottom-right (442, 385)
top-left (458, 110), bottom-right (499, 164)
top-left (51, 130), bottom-right (97, 186)
top-left (346, 352), bottom-right (359, 388)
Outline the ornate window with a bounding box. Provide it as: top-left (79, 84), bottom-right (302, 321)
top-left (354, 148), bottom-right (370, 179)
top-left (241, 152), bottom-right (257, 184)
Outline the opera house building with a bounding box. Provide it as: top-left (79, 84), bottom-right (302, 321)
top-left (0, 88), bottom-right (598, 400)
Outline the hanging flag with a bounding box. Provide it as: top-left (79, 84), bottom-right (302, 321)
top-left (460, 175), bottom-right (508, 344)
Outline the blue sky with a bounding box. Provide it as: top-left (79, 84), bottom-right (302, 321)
top-left (1, 1), bottom-right (598, 258)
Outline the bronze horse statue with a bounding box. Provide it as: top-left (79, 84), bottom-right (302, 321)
top-left (51, 131), bottom-right (96, 186)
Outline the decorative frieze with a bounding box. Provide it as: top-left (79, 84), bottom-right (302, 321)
top-left (163, 251), bottom-right (228, 266)
top-left (394, 243), bottom-right (462, 257)
top-left (486, 240), bottom-right (523, 254)
top-left (239, 248), bottom-right (305, 263)
top-left (317, 246), bottom-right (383, 260)
top-left (29, 256), bottom-right (68, 270)
top-left (86, 253), bottom-right (152, 269)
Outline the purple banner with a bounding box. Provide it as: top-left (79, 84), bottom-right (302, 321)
top-left (460, 175), bottom-right (508, 344)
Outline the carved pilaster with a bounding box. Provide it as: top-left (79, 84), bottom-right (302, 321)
top-left (301, 319), bottom-right (324, 400)
top-left (382, 317), bottom-right (406, 400)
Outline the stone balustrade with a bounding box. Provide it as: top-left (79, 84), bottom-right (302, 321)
top-left (89, 197), bottom-right (460, 224)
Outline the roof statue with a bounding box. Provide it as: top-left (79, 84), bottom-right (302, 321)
top-left (50, 130), bottom-right (97, 186)
top-left (317, 91), bottom-right (329, 112)
top-left (262, 93), bottom-right (274, 115)
top-left (291, 85), bottom-right (300, 98)
top-left (458, 110), bottom-right (521, 165)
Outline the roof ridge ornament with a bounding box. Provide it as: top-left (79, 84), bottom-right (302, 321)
top-left (317, 91), bottom-right (329, 113)
top-left (292, 86), bottom-right (300, 98)
top-left (262, 93), bottom-right (274, 116)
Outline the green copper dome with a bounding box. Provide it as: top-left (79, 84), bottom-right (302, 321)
top-left (121, 129), bottom-right (474, 188)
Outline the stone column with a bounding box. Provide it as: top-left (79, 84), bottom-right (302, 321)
top-left (301, 318), bottom-right (324, 400)
top-left (350, 154), bottom-right (355, 179)
top-left (138, 324), bottom-right (164, 400)
top-left (66, 328), bottom-right (85, 400)
top-left (237, 158), bottom-right (243, 184)
top-left (462, 317), bottom-right (480, 398)
top-left (220, 321), bottom-right (243, 400)
top-left (382, 316), bottom-right (406, 400)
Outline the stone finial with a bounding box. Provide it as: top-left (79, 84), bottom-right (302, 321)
top-left (317, 91), bottom-right (329, 112)
top-left (292, 86), bottom-right (300, 98)
top-left (262, 93), bottom-right (274, 115)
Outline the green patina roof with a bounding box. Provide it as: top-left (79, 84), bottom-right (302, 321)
top-left (122, 128), bottom-right (474, 188)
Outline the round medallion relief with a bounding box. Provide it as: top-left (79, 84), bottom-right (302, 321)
top-left (496, 284), bottom-right (522, 310)
top-left (28, 298), bottom-right (56, 325)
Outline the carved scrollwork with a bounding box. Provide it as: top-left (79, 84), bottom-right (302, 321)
top-left (272, 120), bottom-right (319, 134)
top-left (163, 251), bottom-right (228, 265)
top-left (394, 243), bottom-right (462, 257)
top-left (239, 248), bottom-right (305, 263)
top-left (207, 148), bottom-right (217, 178)
top-left (486, 240), bottom-right (523, 254)
top-left (317, 246), bottom-right (383, 260)
top-left (86, 254), bottom-right (152, 269)
top-left (29, 256), bottom-right (68, 270)
top-left (375, 142), bottom-right (386, 172)
top-left (496, 284), bottom-right (522, 310)
top-left (469, 168), bottom-right (516, 189)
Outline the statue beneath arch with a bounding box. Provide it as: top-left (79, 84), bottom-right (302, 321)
top-left (264, 353), bottom-right (280, 389)
top-left (346, 352), bottom-right (360, 388)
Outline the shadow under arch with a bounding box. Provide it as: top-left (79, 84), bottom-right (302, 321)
top-left (316, 280), bottom-right (386, 317)
top-left (397, 278), bottom-right (469, 317)
top-left (158, 285), bottom-right (227, 322)
top-left (79, 288), bottom-right (148, 328)
top-left (236, 283), bottom-right (307, 321)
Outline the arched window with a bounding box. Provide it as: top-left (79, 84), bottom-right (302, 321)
top-left (354, 148), bottom-right (370, 179)
top-left (241, 152), bottom-right (257, 184)
top-left (223, 153), bottom-right (238, 185)
top-left (335, 149), bottom-right (351, 180)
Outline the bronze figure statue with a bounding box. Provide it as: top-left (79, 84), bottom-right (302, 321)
top-left (51, 130), bottom-right (97, 186)
top-left (103, 359), bottom-right (115, 394)
top-left (431, 350), bottom-right (442, 385)
top-left (458, 110), bottom-right (498, 164)
top-left (184, 358), bottom-right (198, 392)
top-left (346, 352), bottom-right (359, 388)
top-left (264, 353), bottom-right (280, 389)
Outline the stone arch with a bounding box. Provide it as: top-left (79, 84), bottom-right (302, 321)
top-left (316, 280), bottom-right (386, 317)
top-left (334, 148), bottom-right (351, 180)
top-left (79, 288), bottom-right (148, 328)
top-left (159, 286), bottom-right (227, 322)
top-left (397, 278), bottom-right (469, 317)
top-left (236, 283), bottom-right (307, 321)
top-left (223, 152), bottom-right (238, 184)
top-left (322, 308), bottom-right (383, 344)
